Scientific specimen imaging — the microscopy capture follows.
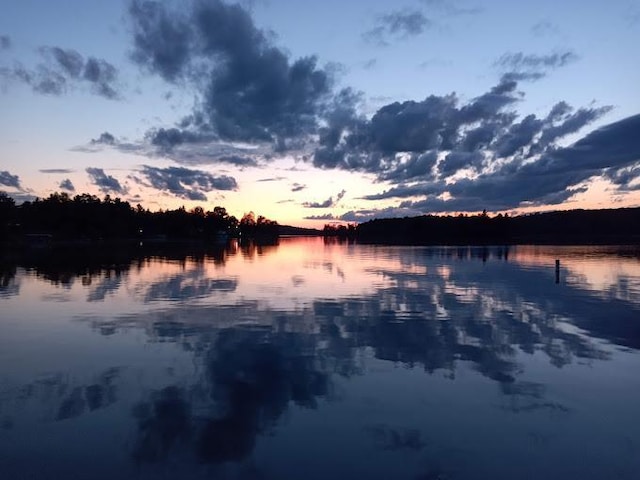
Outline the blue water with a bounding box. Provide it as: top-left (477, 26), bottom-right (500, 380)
top-left (1, 238), bottom-right (639, 479)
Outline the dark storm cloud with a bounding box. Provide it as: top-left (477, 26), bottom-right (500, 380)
top-left (136, 165), bottom-right (237, 201)
top-left (129, 0), bottom-right (193, 82)
top-left (128, 0), bottom-right (333, 144)
top-left (361, 182), bottom-right (444, 201)
top-left (534, 105), bottom-right (612, 151)
top-left (0, 170), bottom-right (21, 189)
top-left (216, 155), bottom-right (258, 167)
top-left (396, 114), bottom-right (640, 212)
top-left (312, 73), bottom-right (625, 212)
top-left (40, 168), bottom-right (74, 174)
top-left (312, 77), bottom-right (521, 177)
top-left (59, 179), bottom-right (75, 192)
top-left (363, 9), bottom-right (432, 46)
top-left (533, 113), bottom-right (640, 175)
top-left (606, 165), bottom-right (640, 190)
top-left (303, 189), bottom-right (346, 208)
top-left (147, 127), bottom-right (205, 152)
top-left (440, 151), bottom-right (485, 176)
top-left (86, 167), bottom-right (127, 194)
top-left (0, 35), bottom-right (10, 50)
top-left (492, 114), bottom-right (545, 158)
top-left (1, 46), bottom-right (121, 99)
top-left (121, 0), bottom-right (633, 215)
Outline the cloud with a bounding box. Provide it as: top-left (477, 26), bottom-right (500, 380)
top-left (291, 183), bottom-right (306, 192)
top-left (313, 77), bottom-right (521, 176)
top-left (0, 35), bottom-right (10, 50)
top-left (531, 20), bottom-right (560, 37)
top-left (86, 167), bottom-right (127, 194)
top-left (495, 51), bottom-right (578, 82)
top-left (303, 189), bottom-right (346, 208)
top-left (129, 0), bottom-right (193, 82)
top-left (216, 155), bottom-right (259, 167)
top-left (305, 208), bottom-right (425, 222)
top-left (363, 58), bottom-right (377, 70)
top-left (128, 0), bottom-right (334, 144)
top-left (1, 46), bottom-right (121, 99)
top-left (303, 213), bottom-right (336, 220)
top-left (119, 0), bottom-right (631, 215)
top-left (135, 165), bottom-right (237, 201)
top-left (496, 51), bottom-right (578, 70)
top-left (312, 73), bottom-right (624, 212)
top-left (420, 0), bottom-right (483, 16)
top-left (82, 57), bottom-right (119, 99)
top-left (147, 127), bottom-right (207, 152)
top-left (363, 8), bottom-right (431, 46)
top-left (400, 114), bottom-right (640, 211)
top-left (91, 132), bottom-right (116, 145)
top-left (0, 170), bottom-right (21, 189)
top-left (257, 176), bottom-right (285, 182)
top-left (59, 179), bottom-right (75, 192)
top-left (361, 181), bottom-right (444, 201)
top-left (39, 168), bottom-right (74, 174)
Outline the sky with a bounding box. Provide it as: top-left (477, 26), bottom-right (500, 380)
top-left (1, 0), bottom-right (639, 227)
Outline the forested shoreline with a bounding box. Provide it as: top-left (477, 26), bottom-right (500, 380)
top-left (352, 208), bottom-right (640, 245)
top-left (2, 191), bottom-right (640, 246)
top-left (0, 192), bottom-right (277, 244)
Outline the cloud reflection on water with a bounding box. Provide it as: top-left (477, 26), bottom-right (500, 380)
top-left (0, 239), bottom-right (639, 476)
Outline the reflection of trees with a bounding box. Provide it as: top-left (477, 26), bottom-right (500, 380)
top-left (2, 243), bottom-right (234, 291)
top-left (0, 261), bottom-right (18, 297)
top-left (239, 239), bottom-right (279, 260)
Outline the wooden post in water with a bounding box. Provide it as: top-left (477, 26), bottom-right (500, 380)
top-left (555, 259), bottom-right (560, 284)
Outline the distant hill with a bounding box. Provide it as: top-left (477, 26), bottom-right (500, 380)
top-left (355, 207), bottom-right (640, 245)
top-left (278, 225), bottom-right (323, 236)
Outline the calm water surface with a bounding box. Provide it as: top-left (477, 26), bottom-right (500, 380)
top-left (1, 238), bottom-right (639, 479)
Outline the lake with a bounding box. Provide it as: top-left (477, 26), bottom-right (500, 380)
top-left (1, 238), bottom-right (639, 479)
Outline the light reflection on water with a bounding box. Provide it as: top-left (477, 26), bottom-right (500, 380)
top-left (0, 238), bottom-right (639, 479)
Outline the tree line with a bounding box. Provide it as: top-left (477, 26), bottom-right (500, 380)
top-left (352, 208), bottom-right (640, 244)
top-left (0, 192), bottom-right (278, 243)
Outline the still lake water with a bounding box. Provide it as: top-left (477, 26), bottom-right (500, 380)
top-left (1, 238), bottom-right (639, 479)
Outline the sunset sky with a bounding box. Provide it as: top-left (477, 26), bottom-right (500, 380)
top-left (1, 0), bottom-right (639, 227)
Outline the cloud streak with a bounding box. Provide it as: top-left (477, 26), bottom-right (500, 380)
top-left (1, 45), bottom-right (121, 99)
top-left (86, 168), bottom-right (127, 194)
top-left (495, 51), bottom-right (578, 82)
top-left (0, 35), bottom-right (11, 50)
top-left (0, 170), bottom-right (21, 189)
top-left (363, 9), bottom-right (432, 46)
top-left (59, 179), bottom-right (75, 192)
top-left (134, 165), bottom-right (237, 201)
top-left (303, 189), bottom-right (346, 208)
